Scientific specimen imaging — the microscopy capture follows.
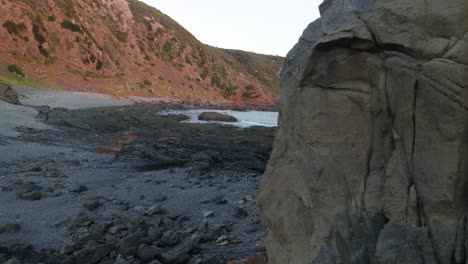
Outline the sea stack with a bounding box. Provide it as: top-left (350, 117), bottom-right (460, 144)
top-left (258, 0), bottom-right (468, 263)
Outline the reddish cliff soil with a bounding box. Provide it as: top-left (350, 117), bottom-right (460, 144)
top-left (0, 0), bottom-right (282, 105)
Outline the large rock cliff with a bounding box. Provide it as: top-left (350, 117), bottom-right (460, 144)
top-left (258, 0), bottom-right (468, 263)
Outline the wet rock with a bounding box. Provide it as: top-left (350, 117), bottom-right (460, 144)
top-left (114, 255), bottom-right (130, 264)
top-left (72, 213), bottom-right (93, 227)
top-left (159, 242), bottom-right (193, 264)
top-left (109, 226), bottom-right (127, 235)
top-left (233, 207), bottom-right (248, 219)
top-left (147, 226), bottom-right (162, 239)
top-left (118, 232), bottom-right (146, 256)
top-left (83, 199), bottom-right (101, 211)
top-left (72, 244), bottom-right (114, 264)
top-left (153, 194), bottom-right (167, 202)
top-left (71, 184), bottom-right (88, 193)
top-left (4, 258), bottom-right (21, 264)
top-left (137, 244), bottom-right (161, 262)
top-left (198, 112), bottom-right (237, 122)
top-left (77, 232), bottom-right (102, 245)
top-left (203, 211), bottom-right (214, 218)
top-left (60, 244), bottom-right (75, 256)
top-left (146, 205), bottom-right (166, 216)
top-left (20, 191), bottom-right (42, 201)
top-left (0, 223), bottom-right (21, 234)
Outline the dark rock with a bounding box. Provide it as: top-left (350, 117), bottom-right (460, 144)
top-left (146, 206), bottom-right (166, 216)
top-left (137, 244), bottom-right (161, 262)
top-left (72, 213), bottom-right (93, 227)
top-left (233, 207), bottom-right (248, 219)
top-left (153, 194), bottom-right (167, 202)
top-left (60, 244), bottom-right (75, 256)
top-left (3, 258), bottom-right (21, 264)
top-left (72, 244), bottom-right (114, 264)
top-left (20, 191), bottom-right (42, 201)
top-left (83, 200), bottom-right (101, 211)
top-left (0, 223), bottom-right (21, 234)
top-left (118, 232), bottom-right (146, 256)
top-left (0, 83), bottom-right (21, 105)
top-left (198, 112), bottom-right (237, 122)
top-left (71, 184), bottom-right (88, 193)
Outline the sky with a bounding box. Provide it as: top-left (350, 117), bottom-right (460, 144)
top-left (141, 0), bottom-right (322, 56)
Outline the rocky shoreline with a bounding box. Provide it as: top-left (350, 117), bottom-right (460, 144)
top-left (0, 92), bottom-right (275, 264)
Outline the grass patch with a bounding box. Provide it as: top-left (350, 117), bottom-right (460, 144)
top-left (0, 74), bottom-right (57, 89)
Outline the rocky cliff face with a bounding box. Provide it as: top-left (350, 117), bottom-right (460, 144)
top-left (258, 0), bottom-right (468, 263)
top-left (0, 0), bottom-right (282, 103)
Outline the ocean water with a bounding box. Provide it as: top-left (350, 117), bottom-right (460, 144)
top-left (159, 109), bottom-right (278, 128)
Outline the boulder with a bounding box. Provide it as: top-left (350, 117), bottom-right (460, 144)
top-left (258, 0), bottom-right (468, 263)
top-left (198, 112), bottom-right (238, 122)
top-left (0, 83), bottom-right (21, 105)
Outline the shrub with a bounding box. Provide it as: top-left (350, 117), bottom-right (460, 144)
top-left (32, 24), bottom-right (46, 44)
top-left (8, 64), bottom-right (24, 76)
top-left (114, 31), bottom-right (128, 43)
top-left (143, 80), bottom-right (152, 86)
top-left (96, 60), bottom-right (104, 70)
top-left (48, 15), bottom-right (56, 22)
top-left (60, 20), bottom-right (82, 33)
top-left (245, 84), bottom-right (255, 90)
top-left (38, 45), bottom-right (50, 58)
top-left (2, 21), bottom-right (26, 35)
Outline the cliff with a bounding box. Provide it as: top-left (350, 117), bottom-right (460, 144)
top-left (259, 0), bottom-right (468, 263)
top-left (0, 0), bottom-right (282, 103)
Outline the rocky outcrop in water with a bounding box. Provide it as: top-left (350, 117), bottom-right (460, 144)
top-left (258, 0), bottom-right (468, 263)
top-left (198, 112), bottom-right (238, 122)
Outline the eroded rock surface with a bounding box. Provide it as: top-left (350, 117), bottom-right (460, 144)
top-left (258, 0), bottom-right (468, 263)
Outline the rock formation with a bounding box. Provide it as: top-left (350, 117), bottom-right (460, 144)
top-left (258, 0), bottom-right (468, 263)
top-left (198, 112), bottom-right (238, 122)
top-left (0, 83), bottom-right (21, 105)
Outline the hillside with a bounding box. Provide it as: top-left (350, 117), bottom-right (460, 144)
top-left (0, 0), bottom-right (283, 103)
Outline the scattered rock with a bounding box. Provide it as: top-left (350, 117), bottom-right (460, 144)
top-left (0, 223), bottom-right (21, 234)
top-left (3, 258), bottom-right (21, 264)
top-left (114, 255), bottom-right (130, 264)
top-left (72, 213), bottom-right (93, 227)
top-left (198, 112), bottom-right (238, 122)
top-left (20, 191), bottom-right (42, 201)
top-left (0, 83), bottom-right (21, 105)
top-left (72, 244), bottom-right (114, 264)
top-left (83, 199), bottom-right (101, 211)
top-left (154, 194), bottom-right (167, 202)
top-left (233, 207), bottom-right (248, 219)
top-left (203, 211), bottom-right (214, 218)
top-left (118, 232), bottom-right (146, 256)
top-left (60, 244), bottom-right (75, 255)
top-left (146, 205), bottom-right (167, 216)
top-left (71, 184), bottom-right (88, 193)
top-left (138, 244), bottom-right (161, 262)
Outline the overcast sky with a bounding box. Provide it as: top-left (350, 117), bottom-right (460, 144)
top-left (140, 0), bottom-right (322, 56)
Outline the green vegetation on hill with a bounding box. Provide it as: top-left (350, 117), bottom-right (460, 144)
top-left (0, 0), bottom-right (283, 102)
top-left (8, 64), bottom-right (24, 77)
